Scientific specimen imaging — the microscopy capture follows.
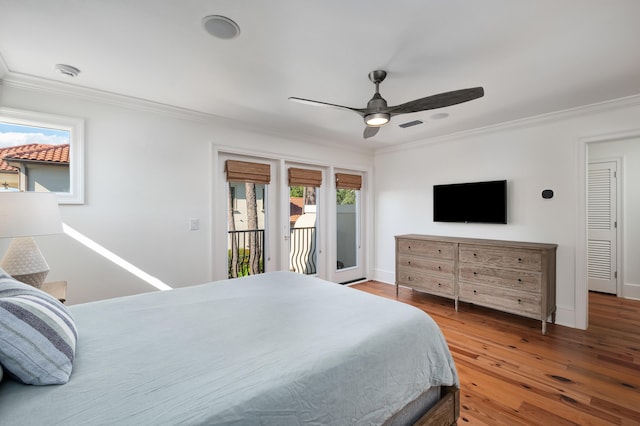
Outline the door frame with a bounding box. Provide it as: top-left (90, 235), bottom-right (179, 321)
top-left (577, 128), bottom-right (637, 329)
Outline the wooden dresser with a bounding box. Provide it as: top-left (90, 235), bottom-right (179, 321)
top-left (395, 235), bottom-right (557, 334)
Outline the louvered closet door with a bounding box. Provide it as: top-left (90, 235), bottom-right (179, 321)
top-left (588, 161), bottom-right (618, 294)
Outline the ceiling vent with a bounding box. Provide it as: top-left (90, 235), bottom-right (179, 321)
top-left (398, 120), bottom-right (423, 128)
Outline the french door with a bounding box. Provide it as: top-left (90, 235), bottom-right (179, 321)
top-left (218, 156), bottom-right (278, 280)
top-left (287, 166), bottom-right (322, 276)
top-left (333, 172), bottom-right (365, 284)
top-left (285, 166), bottom-right (366, 283)
top-left (215, 152), bottom-right (367, 283)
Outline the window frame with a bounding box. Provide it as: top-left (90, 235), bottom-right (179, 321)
top-left (0, 107), bottom-right (85, 204)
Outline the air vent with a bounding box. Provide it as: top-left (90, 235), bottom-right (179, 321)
top-left (398, 120), bottom-right (423, 128)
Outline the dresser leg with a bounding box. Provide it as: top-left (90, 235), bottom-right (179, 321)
top-left (455, 297), bottom-right (459, 312)
top-left (542, 321), bottom-right (547, 335)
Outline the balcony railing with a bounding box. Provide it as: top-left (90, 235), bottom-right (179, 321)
top-left (227, 227), bottom-right (317, 278)
top-left (290, 227), bottom-right (317, 275)
top-left (228, 229), bottom-right (264, 278)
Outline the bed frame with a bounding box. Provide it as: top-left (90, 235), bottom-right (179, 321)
top-left (385, 385), bottom-right (459, 426)
top-left (414, 386), bottom-right (460, 426)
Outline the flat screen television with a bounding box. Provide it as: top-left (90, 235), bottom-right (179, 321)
top-left (433, 180), bottom-right (507, 224)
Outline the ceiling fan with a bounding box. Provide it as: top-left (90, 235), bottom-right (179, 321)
top-left (289, 70), bottom-right (484, 139)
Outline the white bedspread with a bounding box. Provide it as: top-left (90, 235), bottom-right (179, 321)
top-left (0, 272), bottom-right (458, 425)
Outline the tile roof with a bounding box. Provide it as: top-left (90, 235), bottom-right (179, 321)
top-left (0, 144), bottom-right (70, 172)
top-left (290, 197), bottom-right (304, 223)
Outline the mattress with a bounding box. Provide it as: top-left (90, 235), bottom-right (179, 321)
top-left (0, 271), bottom-right (458, 425)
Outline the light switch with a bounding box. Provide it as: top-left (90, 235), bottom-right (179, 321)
top-left (189, 218), bottom-right (199, 230)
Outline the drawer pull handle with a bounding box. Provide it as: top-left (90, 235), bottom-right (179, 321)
top-left (473, 253), bottom-right (477, 257)
top-left (407, 261), bottom-right (411, 265)
top-left (438, 283), bottom-right (442, 287)
top-left (438, 266), bottom-right (442, 270)
top-left (473, 272), bottom-right (477, 275)
top-left (518, 278), bottom-right (522, 282)
top-left (438, 249), bottom-right (442, 253)
top-left (518, 298), bottom-right (522, 304)
top-left (473, 290), bottom-right (477, 294)
top-left (518, 258), bottom-right (522, 262)
top-left (408, 246), bottom-right (411, 250)
top-left (408, 276), bottom-right (412, 281)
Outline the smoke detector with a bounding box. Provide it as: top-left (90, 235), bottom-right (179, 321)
top-left (55, 64), bottom-right (80, 77)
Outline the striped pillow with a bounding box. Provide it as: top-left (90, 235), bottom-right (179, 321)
top-left (0, 269), bottom-right (77, 385)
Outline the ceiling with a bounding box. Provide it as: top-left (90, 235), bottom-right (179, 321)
top-left (1, 0), bottom-right (640, 151)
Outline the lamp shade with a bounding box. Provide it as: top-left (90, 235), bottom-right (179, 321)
top-left (0, 192), bottom-right (63, 288)
top-left (0, 192), bottom-right (63, 238)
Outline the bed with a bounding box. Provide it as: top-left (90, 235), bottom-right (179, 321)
top-left (0, 271), bottom-right (459, 425)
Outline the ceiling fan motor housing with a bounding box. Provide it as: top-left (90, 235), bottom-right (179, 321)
top-left (365, 93), bottom-right (390, 126)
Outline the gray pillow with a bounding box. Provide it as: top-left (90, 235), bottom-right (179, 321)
top-left (0, 268), bottom-right (77, 385)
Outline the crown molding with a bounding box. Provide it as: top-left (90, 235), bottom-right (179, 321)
top-left (0, 71), bottom-right (373, 155)
top-left (1, 71), bottom-right (220, 123)
top-left (376, 93), bottom-right (640, 155)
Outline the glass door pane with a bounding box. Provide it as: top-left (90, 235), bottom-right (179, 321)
top-left (336, 188), bottom-right (358, 270)
top-left (289, 186), bottom-right (318, 275)
top-left (228, 181), bottom-right (266, 278)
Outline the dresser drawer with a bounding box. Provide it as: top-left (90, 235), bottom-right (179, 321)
top-left (459, 265), bottom-right (541, 292)
top-left (459, 282), bottom-right (541, 319)
top-left (397, 269), bottom-right (455, 297)
top-left (459, 244), bottom-right (542, 271)
top-left (397, 239), bottom-right (455, 260)
top-left (397, 254), bottom-right (455, 276)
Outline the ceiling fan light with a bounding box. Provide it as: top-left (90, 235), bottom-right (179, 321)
top-left (365, 113), bottom-right (390, 127)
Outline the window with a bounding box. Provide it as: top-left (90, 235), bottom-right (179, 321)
top-left (0, 107), bottom-right (84, 204)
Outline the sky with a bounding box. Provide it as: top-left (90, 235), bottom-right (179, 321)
top-left (0, 122), bottom-right (70, 148)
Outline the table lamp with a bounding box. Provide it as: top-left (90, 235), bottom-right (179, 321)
top-left (0, 192), bottom-right (63, 288)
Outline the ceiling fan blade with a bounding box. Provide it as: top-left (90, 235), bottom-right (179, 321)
top-left (363, 126), bottom-right (380, 139)
top-left (288, 97), bottom-right (364, 115)
top-left (389, 87), bottom-right (484, 115)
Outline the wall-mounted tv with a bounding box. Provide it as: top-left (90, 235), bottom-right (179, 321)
top-left (433, 180), bottom-right (507, 224)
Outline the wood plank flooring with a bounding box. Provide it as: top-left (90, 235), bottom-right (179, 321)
top-left (351, 281), bottom-right (640, 425)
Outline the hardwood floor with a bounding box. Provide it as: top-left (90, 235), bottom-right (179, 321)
top-left (351, 281), bottom-right (640, 425)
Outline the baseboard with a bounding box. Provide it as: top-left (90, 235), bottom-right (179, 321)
top-left (371, 268), bottom-right (394, 285)
top-left (553, 305), bottom-right (576, 329)
top-left (623, 282), bottom-right (640, 300)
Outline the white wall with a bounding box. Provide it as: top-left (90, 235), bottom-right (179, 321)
top-left (0, 79), bottom-right (373, 304)
top-left (588, 138), bottom-right (640, 298)
top-left (372, 96), bottom-right (640, 329)
top-left (3, 73), bottom-right (638, 328)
